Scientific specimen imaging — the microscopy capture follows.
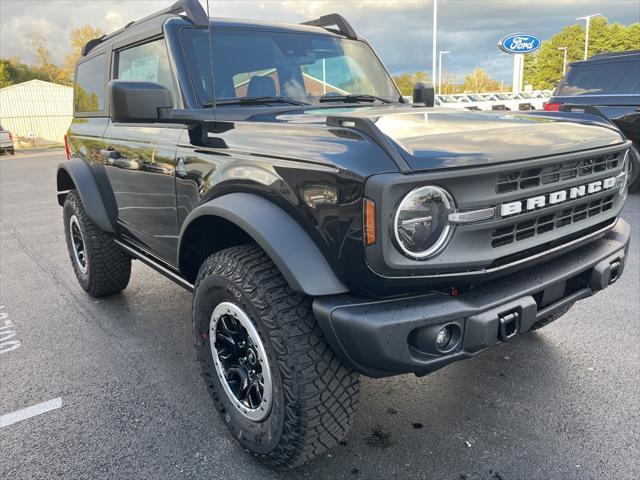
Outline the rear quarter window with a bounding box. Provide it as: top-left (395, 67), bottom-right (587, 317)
top-left (558, 58), bottom-right (640, 95)
top-left (75, 54), bottom-right (106, 114)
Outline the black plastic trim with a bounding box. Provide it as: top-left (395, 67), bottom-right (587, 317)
top-left (302, 14), bottom-right (358, 39)
top-left (313, 219), bottom-right (630, 378)
top-left (115, 239), bottom-right (194, 291)
top-left (178, 193), bottom-right (349, 296)
top-left (56, 159), bottom-right (116, 233)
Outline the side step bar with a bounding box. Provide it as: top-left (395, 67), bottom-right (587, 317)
top-left (114, 239), bottom-right (194, 292)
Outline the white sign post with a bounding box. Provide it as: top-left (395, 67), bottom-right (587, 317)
top-left (499, 33), bottom-right (541, 94)
top-left (512, 54), bottom-right (524, 94)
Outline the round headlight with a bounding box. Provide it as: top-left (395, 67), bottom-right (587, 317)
top-left (393, 185), bottom-right (454, 259)
top-left (619, 149), bottom-right (633, 194)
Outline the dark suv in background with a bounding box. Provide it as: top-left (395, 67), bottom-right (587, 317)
top-left (545, 50), bottom-right (640, 186)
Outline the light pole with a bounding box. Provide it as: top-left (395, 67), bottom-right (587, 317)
top-left (576, 14), bottom-right (602, 60)
top-left (558, 47), bottom-right (568, 75)
top-left (438, 50), bottom-right (450, 95)
top-left (432, 0), bottom-right (438, 88)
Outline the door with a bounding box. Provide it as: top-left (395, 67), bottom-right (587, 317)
top-left (102, 38), bottom-right (183, 262)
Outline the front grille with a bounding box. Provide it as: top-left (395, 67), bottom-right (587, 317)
top-left (489, 218), bottom-right (616, 269)
top-left (491, 195), bottom-right (614, 247)
top-left (496, 151), bottom-right (622, 194)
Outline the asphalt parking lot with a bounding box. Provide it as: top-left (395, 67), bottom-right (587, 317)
top-left (1, 150), bottom-right (639, 480)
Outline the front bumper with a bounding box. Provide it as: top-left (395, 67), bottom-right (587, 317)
top-left (313, 219), bottom-right (631, 378)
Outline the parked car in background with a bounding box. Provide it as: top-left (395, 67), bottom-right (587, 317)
top-left (517, 92), bottom-right (545, 110)
top-left (436, 94), bottom-right (472, 109)
top-left (545, 50), bottom-right (640, 186)
top-left (463, 94), bottom-right (500, 111)
top-left (0, 125), bottom-right (15, 155)
top-left (483, 93), bottom-right (520, 110)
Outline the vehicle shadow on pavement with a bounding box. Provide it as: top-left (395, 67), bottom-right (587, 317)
top-left (88, 277), bottom-right (583, 480)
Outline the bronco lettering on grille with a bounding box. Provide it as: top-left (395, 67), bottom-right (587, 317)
top-left (500, 177), bottom-right (617, 217)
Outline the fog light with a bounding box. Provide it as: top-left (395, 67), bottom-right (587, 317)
top-left (435, 326), bottom-right (452, 350)
top-left (410, 322), bottom-right (462, 356)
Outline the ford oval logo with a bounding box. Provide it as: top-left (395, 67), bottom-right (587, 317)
top-left (498, 33), bottom-right (541, 54)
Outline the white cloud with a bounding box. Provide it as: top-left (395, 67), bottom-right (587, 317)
top-left (0, 0), bottom-right (637, 81)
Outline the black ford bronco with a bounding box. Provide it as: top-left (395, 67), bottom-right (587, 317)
top-left (57, 0), bottom-right (632, 469)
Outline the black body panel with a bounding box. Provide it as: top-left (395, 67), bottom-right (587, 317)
top-left (313, 219), bottom-right (630, 377)
top-left (60, 10), bottom-right (632, 302)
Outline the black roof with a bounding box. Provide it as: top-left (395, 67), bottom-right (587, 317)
top-left (82, 0), bottom-right (356, 57)
top-left (569, 49), bottom-right (640, 67)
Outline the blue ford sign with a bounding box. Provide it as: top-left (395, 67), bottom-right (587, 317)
top-left (498, 33), bottom-right (541, 54)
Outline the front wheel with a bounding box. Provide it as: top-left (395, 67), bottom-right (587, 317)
top-left (193, 244), bottom-right (360, 470)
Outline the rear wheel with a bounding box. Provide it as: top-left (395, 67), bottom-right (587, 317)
top-left (193, 244), bottom-right (359, 470)
top-left (63, 190), bottom-right (131, 296)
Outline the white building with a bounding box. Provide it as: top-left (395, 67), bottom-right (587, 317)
top-left (0, 79), bottom-right (73, 148)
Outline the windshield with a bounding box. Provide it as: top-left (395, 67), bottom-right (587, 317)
top-left (181, 28), bottom-right (400, 105)
top-left (467, 95), bottom-right (485, 101)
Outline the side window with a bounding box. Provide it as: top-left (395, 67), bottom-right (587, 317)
top-left (116, 39), bottom-right (178, 104)
top-left (75, 54), bottom-right (106, 113)
top-left (559, 59), bottom-right (640, 95)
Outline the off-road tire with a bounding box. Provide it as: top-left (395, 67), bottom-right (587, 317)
top-left (628, 144), bottom-right (640, 190)
top-left (63, 190), bottom-right (131, 296)
top-left (529, 303), bottom-right (574, 331)
top-left (193, 244), bottom-right (360, 470)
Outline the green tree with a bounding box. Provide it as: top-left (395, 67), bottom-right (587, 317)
top-left (392, 71), bottom-right (431, 96)
top-left (462, 67), bottom-right (500, 93)
top-left (24, 31), bottom-right (67, 84)
top-left (524, 18), bottom-right (640, 90)
top-left (0, 57), bottom-right (50, 88)
top-left (62, 26), bottom-right (104, 83)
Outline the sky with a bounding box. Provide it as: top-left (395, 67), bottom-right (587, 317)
top-left (1, 0), bottom-right (638, 82)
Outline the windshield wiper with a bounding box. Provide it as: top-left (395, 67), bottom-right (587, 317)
top-left (319, 94), bottom-right (394, 104)
top-left (207, 96), bottom-right (310, 107)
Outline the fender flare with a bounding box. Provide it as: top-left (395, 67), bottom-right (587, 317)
top-left (178, 193), bottom-right (349, 297)
top-left (56, 158), bottom-right (117, 233)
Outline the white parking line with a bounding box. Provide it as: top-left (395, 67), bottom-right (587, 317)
top-left (0, 398), bottom-right (63, 428)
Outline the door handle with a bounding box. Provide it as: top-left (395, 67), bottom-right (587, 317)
top-left (100, 149), bottom-right (121, 160)
top-left (176, 157), bottom-right (187, 177)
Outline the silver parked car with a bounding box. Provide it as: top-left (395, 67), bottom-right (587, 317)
top-left (0, 124), bottom-right (15, 155)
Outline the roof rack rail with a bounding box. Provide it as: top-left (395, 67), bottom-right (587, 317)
top-left (82, 0), bottom-right (208, 56)
top-left (302, 14), bottom-right (357, 40)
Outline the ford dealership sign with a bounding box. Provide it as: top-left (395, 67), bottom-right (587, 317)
top-left (498, 33), bottom-right (541, 54)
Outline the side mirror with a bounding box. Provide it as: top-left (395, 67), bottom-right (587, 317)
top-left (108, 80), bottom-right (173, 123)
top-left (413, 81), bottom-right (435, 107)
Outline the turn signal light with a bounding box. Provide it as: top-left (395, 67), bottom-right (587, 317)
top-left (543, 102), bottom-right (561, 112)
top-left (364, 198), bottom-right (376, 246)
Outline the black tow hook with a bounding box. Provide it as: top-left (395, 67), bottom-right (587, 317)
top-left (498, 311), bottom-right (519, 341)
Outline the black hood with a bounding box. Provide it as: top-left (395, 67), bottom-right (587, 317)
top-left (278, 106), bottom-right (626, 172)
